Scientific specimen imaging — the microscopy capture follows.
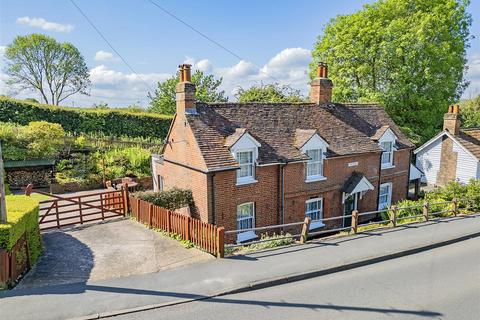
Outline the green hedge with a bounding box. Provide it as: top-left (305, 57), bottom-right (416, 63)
top-left (132, 188), bottom-right (193, 210)
top-left (0, 97), bottom-right (172, 139)
top-left (0, 196), bottom-right (42, 264)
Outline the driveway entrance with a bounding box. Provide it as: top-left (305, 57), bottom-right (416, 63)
top-left (17, 216), bottom-right (213, 289)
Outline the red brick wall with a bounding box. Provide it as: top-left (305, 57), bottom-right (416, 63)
top-left (379, 148), bottom-right (411, 205)
top-left (283, 153), bottom-right (381, 227)
top-left (212, 165), bottom-right (280, 240)
top-left (153, 114), bottom-right (210, 221)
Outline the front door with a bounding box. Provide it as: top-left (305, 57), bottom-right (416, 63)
top-left (343, 193), bottom-right (358, 227)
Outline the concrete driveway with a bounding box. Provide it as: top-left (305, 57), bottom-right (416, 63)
top-left (17, 218), bottom-right (213, 289)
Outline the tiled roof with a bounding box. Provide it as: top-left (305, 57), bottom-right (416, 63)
top-left (457, 128), bottom-right (480, 159)
top-left (186, 102), bottom-right (414, 171)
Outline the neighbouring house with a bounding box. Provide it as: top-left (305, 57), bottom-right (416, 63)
top-left (152, 63), bottom-right (415, 242)
top-left (415, 105), bottom-right (480, 187)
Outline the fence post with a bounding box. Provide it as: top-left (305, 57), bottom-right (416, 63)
top-left (423, 202), bottom-right (429, 221)
top-left (148, 203), bottom-right (153, 227)
top-left (78, 196), bottom-right (83, 225)
top-left (300, 217), bottom-right (311, 244)
top-left (167, 210), bottom-right (172, 233)
top-left (216, 227), bottom-right (225, 258)
top-left (351, 210), bottom-right (359, 233)
top-left (136, 198), bottom-right (141, 219)
top-left (185, 217), bottom-right (191, 241)
top-left (452, 198), bottom-right (458, 217)
top-left (122, 183), bottom-right (129, 216)
top-left (390, 205), bottom-right (397, 227)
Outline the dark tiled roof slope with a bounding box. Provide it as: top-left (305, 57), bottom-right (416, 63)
top-left (186, 102), bottom-right (414, 171)
top-left (457, 128), bottom-right (480, 159)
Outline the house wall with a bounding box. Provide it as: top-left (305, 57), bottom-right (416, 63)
top-left (416, 137), bottom-right (442, 185)
top-left (416, 135), bottom-right (479, 186)
top-left (452, 142), bottom-right (478, 184)
top-left (380, 148), bottom-right (411, 205)
top-left (152, 114), bottom-right (211, 221)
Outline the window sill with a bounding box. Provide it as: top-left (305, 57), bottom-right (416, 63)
top-left (305, 176), bottom-right (327, 183)
top-left (381, 164), bottom-right (395, 170)
top-left (309, 221), bottom-right (325, 230)
top-left (237, 231), bottom-right (257, 243)
top-left (236, 179), bottom-right (258, 186)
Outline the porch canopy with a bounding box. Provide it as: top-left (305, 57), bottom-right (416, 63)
top-left (341, 172), bottom-right (374, 203)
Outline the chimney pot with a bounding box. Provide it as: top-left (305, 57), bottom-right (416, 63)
top-left (176, 63), bottom-right (196, 115)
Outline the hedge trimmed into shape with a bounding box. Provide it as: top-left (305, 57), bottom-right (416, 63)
top-left (0, 97), bottom-right (172, 139)
top-left (0, 196), bottom-right (42, 264)
top-left (132, 188), bottom-right (193, 210)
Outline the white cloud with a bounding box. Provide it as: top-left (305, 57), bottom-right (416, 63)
top-left (195, 59), bottom-right (213, 73)
top-left (463, 53), bottom-right (480, 99)
top-left (16, 16), bottom-right (74, 33)
top-left (94, 50), bottom-right (118, 62)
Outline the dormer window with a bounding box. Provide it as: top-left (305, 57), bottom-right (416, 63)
top-left (306, 148), bottom-right (325, 181)
top-left (375, 126), bottom-right (398, 170)
top-left (297, 131), bottom-right (329, 183)
top-left (236, 150), bottom-right (255, 183)
top-left (381, 141), bottom-right (393, 166)
top-left (226, 129), bottom-right (261, 186)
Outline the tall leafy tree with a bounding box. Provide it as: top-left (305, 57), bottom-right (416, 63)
top-left (148, 70), bottom-right (227, 114)
top-left (4, 34), bottom-right (91, 105)
top-left (460, 94), bottom-right (480, 128)
top-left (236, 83), bottom-right (305, 103)
top-left (311, 0), bottom-right (472, 143)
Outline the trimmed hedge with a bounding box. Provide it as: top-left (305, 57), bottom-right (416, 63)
top-left (0, 196), bottom-right (42, 264)
top-left (0, 97), bottom-right (172, 139)
top-left (132, 188), bottom-right (193, 210)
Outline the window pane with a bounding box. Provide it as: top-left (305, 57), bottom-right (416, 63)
top-left (237, 203), bottom-right (254, 230)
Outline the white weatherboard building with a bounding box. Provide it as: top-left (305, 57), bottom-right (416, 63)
top-left (415, 105), bottom-right (480, 186)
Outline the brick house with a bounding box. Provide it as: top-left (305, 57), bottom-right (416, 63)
top-left (415, 105), bottom-right (480, 186)
top-left (153, 63), bottom-right (414, 242)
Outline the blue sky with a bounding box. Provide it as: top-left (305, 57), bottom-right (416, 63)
top-left (1, 0), bottom-right (479, 107)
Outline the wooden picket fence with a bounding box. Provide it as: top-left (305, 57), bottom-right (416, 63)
top-left (0, 234), bottom-right (30, 288)
top-left (129, 197), bottom-right (225, 257)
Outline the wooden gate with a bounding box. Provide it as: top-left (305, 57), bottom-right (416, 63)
top-left (38, 189), bottom-right (128, 231)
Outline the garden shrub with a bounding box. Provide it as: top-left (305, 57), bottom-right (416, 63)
top-left (132, 188), bottom-right (193, 210)
top-left (0, 121), bottom-right (64, 160)
top-left (0, 97), bottom-right (172, 139)
top-left (0, 196), bottom-right (42, 264)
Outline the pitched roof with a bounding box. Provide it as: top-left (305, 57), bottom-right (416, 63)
top-left (186, 102), bottom-right (414, 171)
top-left (457, 128), bottom-right (480, 159)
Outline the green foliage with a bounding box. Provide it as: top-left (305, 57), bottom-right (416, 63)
top-left (236, 83), bottom-right (306, 103)
top-left (460, 95), bottom-right (480, 128)
top-left (4, 33), bottom-right (90, 105)
top-left (55, 147), bottom-right (152, 185)
top-left (0, 196), bottom-right (42, 264)
top-left (226, 233), bottom-right (294, 255)
top-left (0, 121), bottom-right (64, 160)
top-left (132, 188), bottom-right (193, 210)
top-left (311, 0), bottom-right (472, 144)
top-left (0, 97), bottom-right (172, 139)
top-left (148, 70), bottom-right (228, 114)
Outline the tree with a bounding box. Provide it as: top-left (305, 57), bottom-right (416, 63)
top-left (148, 70), bottom-right (227, 114)
top-left (235, 83), bottom-right (305, 103)
top-left (311, 0), bottom-right (471, 143)
top-left (4, 33), bottom-right (91, 105)
top-left (460, 94), bottom-right (480, 128)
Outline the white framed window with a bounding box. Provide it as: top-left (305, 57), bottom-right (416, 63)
top-left (158, 175), bottom-right (164, 191)
top-left (235, 149), bottom-right (256, 185)
top-left (305, 198), bottom-right (325, 229)
top-left (381, 141), bottom-right (394, 168)
top-left (378, 183), bottom-right (393, 210)
top-left (236, 202), bottom-right (256, 242)
top-left (306, 148), bottom-right (325, 182)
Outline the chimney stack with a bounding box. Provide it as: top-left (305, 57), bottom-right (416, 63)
top-left (443, 104), bottom-right (461, 135)
top-left (176, 64), bottom-right (196, 115)
top-left (310, 62), bottom-right (333, 104)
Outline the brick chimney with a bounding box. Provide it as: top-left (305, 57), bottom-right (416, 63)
top-left (443, 104), bottom-right (461, 135)
top-left (176, 64), bottom-right (196, 115)
top-left (310, 62), bottom-right (333, 104)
